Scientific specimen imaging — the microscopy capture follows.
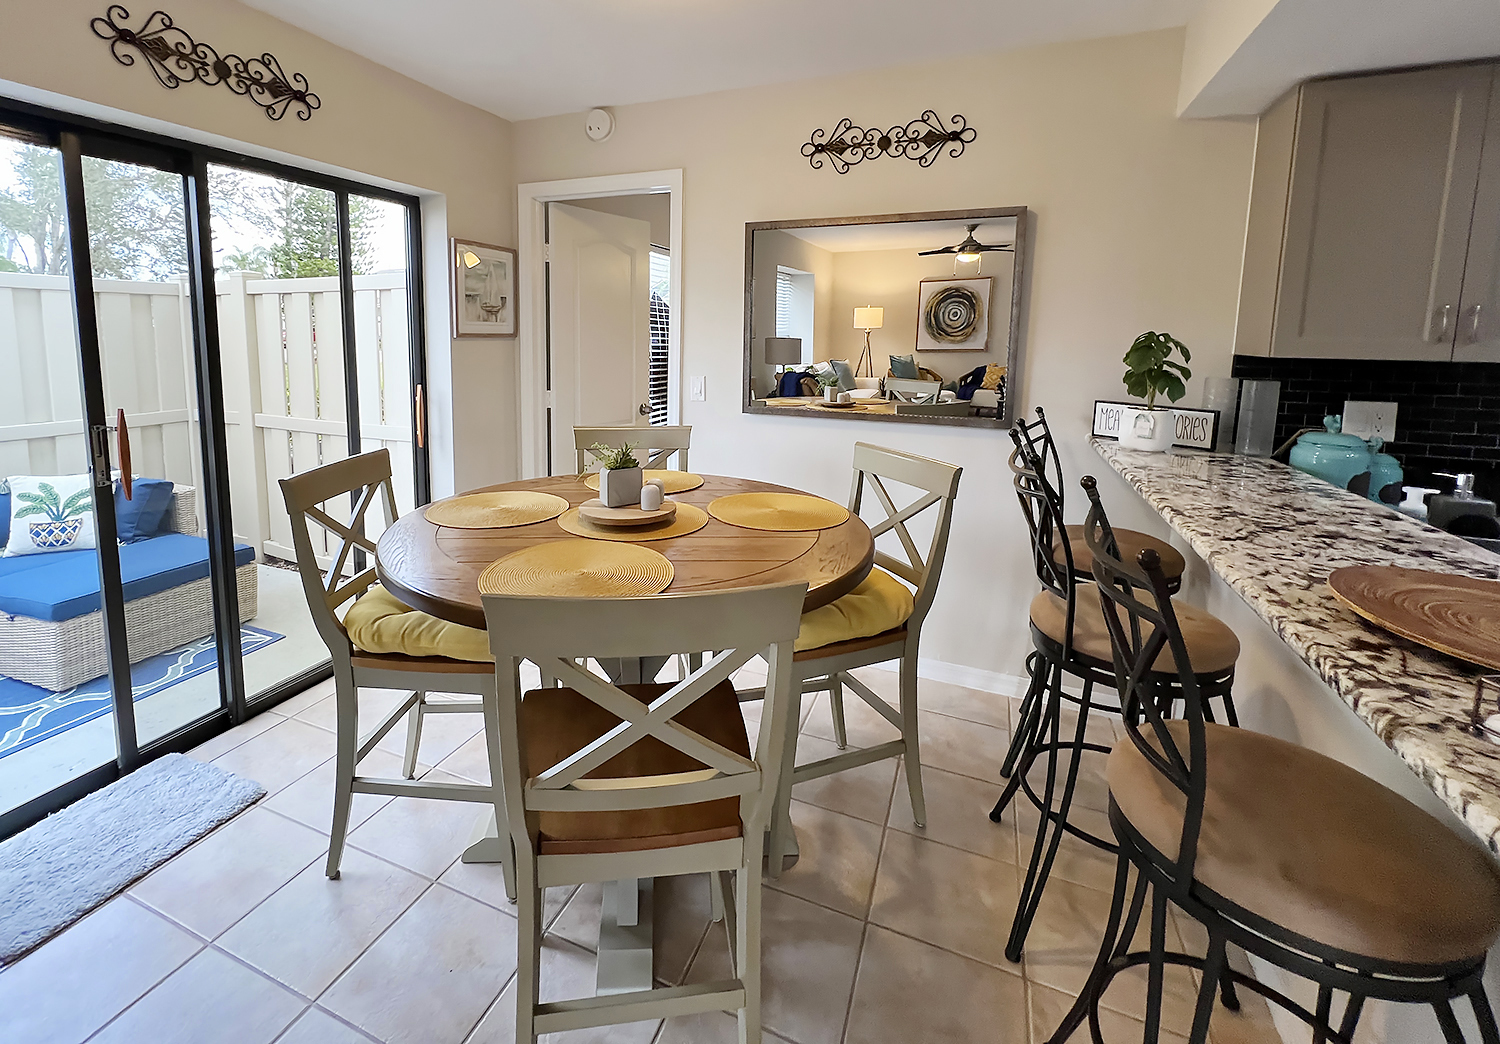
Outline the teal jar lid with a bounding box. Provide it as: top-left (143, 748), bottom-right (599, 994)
top-left (1296, 431), bottom-right (1369, 450)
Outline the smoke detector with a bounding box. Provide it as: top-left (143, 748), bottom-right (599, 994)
top-left (585, 108), bottom-right (615, 142)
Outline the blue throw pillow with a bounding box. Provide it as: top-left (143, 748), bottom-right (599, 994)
top-left (0, 489), bottom-right (8, 548)
top-left (889, 353), bottom-right (920, 379)
top-left (828, 359), bottom-right (856, 391)
top-left (115, 479), bottom-right (175, 542)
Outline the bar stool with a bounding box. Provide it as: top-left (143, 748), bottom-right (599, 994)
top-left (991, 431), bottom-right (1240, 962)
top-left (1047, 480), bottom-right (1500, 1044)
top-left (994, 409), bottom-right (1186, 785)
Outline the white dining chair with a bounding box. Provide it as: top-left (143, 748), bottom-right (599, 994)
top-left (741, 443), bottom-right (961, 869)
top-left (574, 424), bottom-right (691, 472)
top-left (479, 582), bottom-right (806, 1044)
top-left (280, 450), bottom-right (512, 890)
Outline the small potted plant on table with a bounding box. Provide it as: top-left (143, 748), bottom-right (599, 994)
top-left (589, 442), bottom-right (643, 507)
top-left (815, 369), bottom-right (842, 403)
top-left (1119, 331), bottom-right (1191, 452)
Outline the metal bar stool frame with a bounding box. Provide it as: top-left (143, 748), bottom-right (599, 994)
top-left (991, 430), bottom-right (1237, 963)
top-left (1045, 480), bottom-right (1500, 1044)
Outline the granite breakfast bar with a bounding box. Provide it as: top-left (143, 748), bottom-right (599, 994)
top-left (1091, 438), bottom-right (1500, 1044)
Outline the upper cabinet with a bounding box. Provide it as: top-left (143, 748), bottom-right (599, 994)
top-left (1238, 64), bottom-right (1499, 361)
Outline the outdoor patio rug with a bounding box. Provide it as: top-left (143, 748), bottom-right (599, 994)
top-left (0, 752), bottom-right (264, 963)
top-left (0, 626), bottom-right (282, 759)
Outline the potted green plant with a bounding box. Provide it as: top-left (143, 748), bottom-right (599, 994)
top-left (14, 482), bottom-right (92, 549)
top-left (1119, 331), bottom-right (1192, 452)
top-left (589, 441), bottom-right (643, 507)
top-left (815, 369), bottom-right (841, 403)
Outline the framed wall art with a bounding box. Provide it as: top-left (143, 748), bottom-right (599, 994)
top-left (914, 276), bottom-right (992, 352)
top-left (452, 239), bottom-right (517, 338)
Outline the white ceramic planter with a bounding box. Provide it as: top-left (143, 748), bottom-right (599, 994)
top-left (598, 466), bottom-right (643, 507)
top-left (1118, 406), bottom-right (1176, 452)
top-left (823, 386), bottom-right (838, 402)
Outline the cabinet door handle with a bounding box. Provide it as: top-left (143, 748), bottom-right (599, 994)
top-left (1434, 303), bottom-right (1453, 343)
top-left (1468, 303), bottom-right (1483, 343)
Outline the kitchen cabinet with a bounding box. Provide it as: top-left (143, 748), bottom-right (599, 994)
top-left (1237, 63), bottom-right (1497, 361)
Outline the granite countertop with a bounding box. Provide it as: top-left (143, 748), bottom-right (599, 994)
top-left (1093, 438), bottom-right (1500, 852)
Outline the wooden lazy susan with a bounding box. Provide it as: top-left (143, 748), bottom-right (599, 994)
top-left (577, 498), bottom-right (678, 528)
top-left (1328, 564), bottom-right (1500, 671)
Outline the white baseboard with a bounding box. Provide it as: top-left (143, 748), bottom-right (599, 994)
top-left (863, 658), bottom-right (1029, 698)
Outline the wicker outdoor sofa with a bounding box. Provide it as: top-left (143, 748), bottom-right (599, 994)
top-left (0, 485), bottom-right (258, 691)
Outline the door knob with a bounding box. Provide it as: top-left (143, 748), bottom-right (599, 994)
top-left (638, 403), bottom-right (650, 416)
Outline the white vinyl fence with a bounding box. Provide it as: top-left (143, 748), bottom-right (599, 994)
top-left (0, 270), bottom-right (416, 567)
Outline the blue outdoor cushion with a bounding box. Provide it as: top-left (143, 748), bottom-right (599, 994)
top-left (115, 478), bottom-right (175, 543)
top-left (0, 490), bottom-right (8, 548)
top-left (0, 534), bottom-right (254, 622)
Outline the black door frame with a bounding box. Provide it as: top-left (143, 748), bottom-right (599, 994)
top-left (0, 95), bottom-right (431, 837)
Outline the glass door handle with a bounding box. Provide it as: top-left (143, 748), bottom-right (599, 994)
top-left (415, 384), bottom-right (425, 449)
top-left (115, 409), bottom-right (132, 500)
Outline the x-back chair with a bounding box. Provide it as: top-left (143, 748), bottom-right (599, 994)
top-left (574, 424), bottom-right (691, 472)
top-left (280, 449), bottom-right (511, 887)
top-left (480, 582), bottom-right (806, 1044)
top-left (743, 442), bottom-right (961, 868)
top-left (1045, 475), bottom-right (1500, 1044)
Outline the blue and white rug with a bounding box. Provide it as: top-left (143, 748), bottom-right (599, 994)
top-left (0, 626), bottom-right (282, 759)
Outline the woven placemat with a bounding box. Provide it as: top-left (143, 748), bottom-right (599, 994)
top-left (557, 502), bottom-right (710, 542)
top-left (707, 492), bottom-right (850, 531)
top-left (582, 470), bottom-right (704, 494)
top-left (477, 540), bottom-right (673, 597)
top-left (425, 491), bottom-right (568, 529)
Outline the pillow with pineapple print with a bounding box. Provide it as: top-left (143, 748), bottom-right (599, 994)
top-left (5, 475), bottom-right (98, 556)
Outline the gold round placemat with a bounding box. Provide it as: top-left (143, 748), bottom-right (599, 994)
top-left (707, 492), bottom-right (850, 532)
top-left (425, 491), bottom-right (568, 529)
top-left (557, 502), bottom-right (710, 542)
top-left (478, 540), bottom-right (673, 597)
top-left (582, 470), bottom-right (705, 494)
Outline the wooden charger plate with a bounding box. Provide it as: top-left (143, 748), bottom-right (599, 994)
top-left (1327, 564), bottom-right (1500, 671)
top-left (577, 498), bottom-right (678, 527)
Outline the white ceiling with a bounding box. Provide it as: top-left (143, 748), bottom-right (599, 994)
top-left (1181, 0), bottom-right (1500, 117)
top-left (781, 218), bottom-right (1016, 254)
top-left (238, 0), bottom-right (1195, 121)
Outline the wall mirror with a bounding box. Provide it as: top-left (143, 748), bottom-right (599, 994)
top-left (743, 206), bottom-right (1027, 428)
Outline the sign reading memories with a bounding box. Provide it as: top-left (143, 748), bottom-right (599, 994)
top-left (1092, 401), bottom-right (1220, 450)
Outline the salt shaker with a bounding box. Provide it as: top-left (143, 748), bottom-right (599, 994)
top-left (640, 483), bottom-right (664, 511)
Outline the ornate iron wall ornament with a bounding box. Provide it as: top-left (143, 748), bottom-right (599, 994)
top-left (801, 111), bottom-right (975, 174)
top-left (91, 6), bottom-right (321, 121)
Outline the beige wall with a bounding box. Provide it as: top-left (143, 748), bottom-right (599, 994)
top-left (749, 229), bottom-right (833, 392)
top-left (514, 29), bottom-right (1256, 682)
top-left (0, 0), bottom-right (517, 496)
top-left (828, 247), bottom-right (1015, 381)
top-left (567, 192), bottom-right (672, 247)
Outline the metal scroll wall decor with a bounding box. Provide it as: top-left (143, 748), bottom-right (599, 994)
top-left (801, 111), bottom-right (975, 174)
top-left (91, 6), bottom-right (321, 122)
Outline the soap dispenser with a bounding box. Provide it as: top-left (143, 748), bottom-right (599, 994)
top-left (1428, 472), bottom-right (1498, 531)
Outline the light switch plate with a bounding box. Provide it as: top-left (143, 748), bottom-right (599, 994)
top-left (690, 376), bottom-right (706, 402)
top-left (1342, 400), bottom-right (1398, 442)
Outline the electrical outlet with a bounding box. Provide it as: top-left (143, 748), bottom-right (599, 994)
top-left (690, 376), bottom-right (706, 402)
top-left (1342, 400), bottom-right (1398, 442)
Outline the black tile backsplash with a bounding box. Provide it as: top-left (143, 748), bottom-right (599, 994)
top-left (1230, 355), bottom-right (1500, 496)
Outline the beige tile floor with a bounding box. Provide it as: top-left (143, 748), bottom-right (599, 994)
top-left (0, 666), bottom-right (1285, 1044)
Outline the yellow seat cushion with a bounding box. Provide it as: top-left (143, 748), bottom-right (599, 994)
top-left (343, 584), bottom-right (492, 662)
top-left (795, 568), bottom-right (915, 652)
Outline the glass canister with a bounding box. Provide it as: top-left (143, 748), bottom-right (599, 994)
top-left (1234, 380), bottom-right (1280, 457)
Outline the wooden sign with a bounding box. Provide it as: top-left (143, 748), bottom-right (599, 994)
top-left (1092, 401), bottom-right (1220, 450)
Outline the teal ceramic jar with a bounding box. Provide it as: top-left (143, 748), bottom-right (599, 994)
top-left (1289, 417), bottom-right (1373, 492)
top-left (1365, 437), bottom-right (1404, 503)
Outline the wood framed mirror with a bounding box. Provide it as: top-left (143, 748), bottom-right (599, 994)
top-left (742, 206), bottom-right (1028, 428)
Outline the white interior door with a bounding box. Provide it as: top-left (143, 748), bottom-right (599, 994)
top-left (547, 202), bottom-right (652, 474)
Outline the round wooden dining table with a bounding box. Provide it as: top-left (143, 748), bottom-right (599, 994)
top-left (374, 473), bottom-right (872, 996)
top-left (375, 473), bottom-right (875, 628)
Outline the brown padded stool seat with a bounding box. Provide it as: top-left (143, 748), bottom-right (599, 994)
top-left (1058, 525), bottom-right (1186, 582)
top-left (1029, 589), bottom-right (1239, 675)
top-left (521, 680), bottom-right (750, 856)
top-left (1109, 720), bottom-right (1500, 966)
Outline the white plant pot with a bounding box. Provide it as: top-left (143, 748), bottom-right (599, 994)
top-left (1118, 406), bottom-right (1176, 452)
top-left (823, 386), bottom-right (838, 402)
top-left (598, 466), bottom-right (643, 507)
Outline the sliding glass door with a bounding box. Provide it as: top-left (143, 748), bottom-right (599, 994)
top-left (0, 98), bottom-right (429, 834)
